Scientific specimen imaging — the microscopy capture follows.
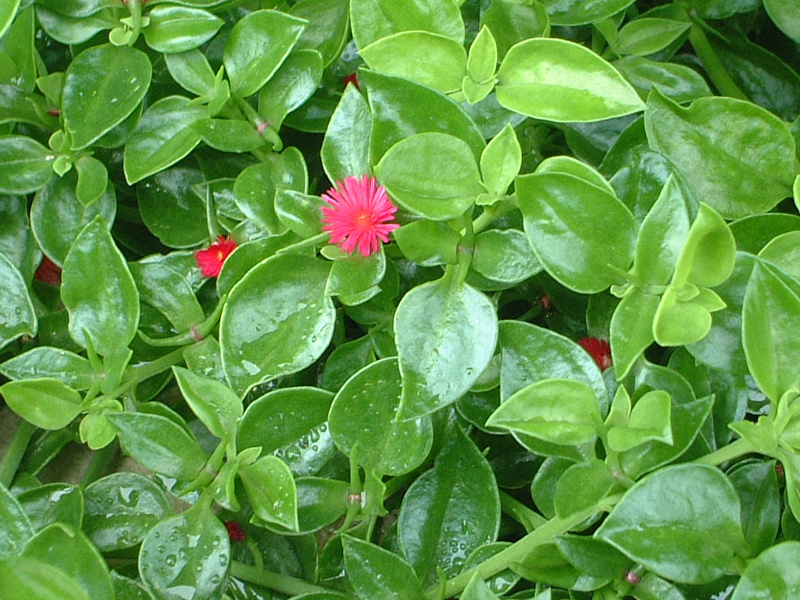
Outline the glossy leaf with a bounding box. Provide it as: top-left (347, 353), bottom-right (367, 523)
top-left (321, 83), bottom-right (372, 184)
top-left (239, 456), bottom-right (298, 531)
top-left (17, 483), bottom-right (82, 532)
top-left (173, 366), bottom-right (242, 439)
top-left (541, 0), bottom-right (636, 25)
top-left (398, 423), bottom-right (500, 584)
top-left (729, 460), bottom-right (780, 557)
top-left (496, 38), bottom-right (645, 122)
top-left (395, 276), bottom-right (497, 420)
top-left (124, 96), bottom-right (206, 184)
top-left (480, 123), bottom-right (521, 197)
top-left (0, 135), bottom-right (53, 194)
top-left (139, 167), bottom-right (208, 248)
top-left (361, 31), bottom-right (466, 94)
top-left (731, 541), bottom-right (800, 600)
top-left (62, 44), bottom-right (151, 149)
top-left (106, 411), bottom-right (208, 482)
top-left (361, 69), bottom-right (485, 163)
top-left (764, 0), bottom-right (800, 44)
top-left (223, 10), bottom-right (306, 98)
top-left (0, 556), bottom-right (90, 600)
top-left (553, 459), bottom-right (616, 518)
top-left (143, 6), bottom-right (222, 54)
top-left (597, 464), bottom-right (744, 584)
top-left (610, 288), bottom-right (659, 380)
top-left (342, 535), bottom-right (426, 600)
top-left (129, 256), bottom-right (205, 333)
top-left (328, 358), bottom-right (432, 475)
top-left (220, 254), bottom-right (335, 395)
top-left (614, 57), bottom-right (712, 103)
top-left (350, 0), bottom-right (464, 49)
top-left (376, 132), bottom-right (483, 221)
top-left (257, 49), bottom-right (323, 131)
top-left (139, 503), bottom-right (230, 600)
top-left (472, 229), bottom-right (541, 284)
top-left (83, 472), bottom-right (173, 552)
top-left (0, 347), bottom-right (94, 389)
top-left (517, 171), bottom-right (636, 293)
top-left (742, 261), bottom-right (800, 402)
top-left (30, 171), bottom-right (116, 265)
top-left (0, 252), bottom-right (36, 351)
top-left (0, 0), bottom-right (19, 38)
top-left (487, 379), bottom-right (602, 446)
top-left (645, 89), bottom-right (796, 219)
top-left (61, 216), bottom-right (139, 356)
top-left (289, 0), bottom-right (349, 67)
top-left (23, 524), bottom-right (114, 600)
top-left (164, 49), bottom-right (216, 97)
top-left (0, 378), bottom-right (83, 429)
top-left (481, 1), bottom-right (550, 59)
top-left (0, 482), bottom-right (34, 556)
top-left (615, 18), bottom-right (690, 57)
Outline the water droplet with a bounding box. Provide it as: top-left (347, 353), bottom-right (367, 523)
top-left (210, 575), bottom-right (221, 585)
top-left (219, 554), bottom-right (228, 567)
top-left (165, 554), bottom-right (177, 567)
top-left (158, 545), bottom-right (166, 554)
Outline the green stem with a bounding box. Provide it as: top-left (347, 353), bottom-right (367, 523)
top-left (80, 442), bottom-right (119, 486)
top-left (0, 419), bottom-right (36, 488)
top-left (687, 24), bottom-right (748, 100)
top-left (499, 490), bottom-right (547, 532)
top-left (426, 504), bottom-right (603, 599)
top-left (692, 437), bottom-right (754, 466)
top-left (456, 216), bottom-right (475, 286)
top-left (129, 346), bottom-right (187, 382)
top-left (231, 561), bottom-right (352, 597)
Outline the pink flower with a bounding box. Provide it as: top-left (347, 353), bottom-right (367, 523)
top-left (195, 234), bottom-right (237, 278)
top-left (320, 175), bottom-right (400, 257)
top-left (578, 337), bottom-right (612, 371)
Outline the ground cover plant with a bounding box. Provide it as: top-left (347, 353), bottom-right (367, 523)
top-left (2, 0), bottom-right (800, 598)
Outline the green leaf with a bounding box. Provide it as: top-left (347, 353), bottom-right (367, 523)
top-left (394, 221), bottom-right (460, 267)
top-left (106, 411), bottom-right (208, 482)
top-left (398, 423), bottom-right (500, 585)
top-left (395, 277), bottom-right (497, 420)
top-left (496, 38), bottom-right (645, 122)
top-left (486, 379), bottom-right (602, 446)
top-left (554, 459), bottom-right (616, 518)
top-left (742, 261), bottom-right (800, 403)
top-left (0, 252), bottom-right (36, 351)
top-left (597, 464), bottom-right (744, 584)
top-left (764, 0), bottom-right (800, 44)
top-left (376, 132), bottom-right (483, 221)
top-left (321, 83), bottom-right (372, 184)
top-left (480, 123), bottom-right (521, 197)
top-left (325, 247), bottom-right (386, 298)
top-left (289, 0), bottom-right (349, 67)
top-left (0, 482), bottom-right (34, 557)
top-left (17, 483), bottom-right (83, 531)
top-left (138, 167), bottom-right (207, 248)
top-left (329, 358), bottom-right (433, 475)
top-left (467, 25), bottom-right (498, 85)
top-left (62, 44), bottom-right (151, 150)
top-left (361, 31), bottom-right (466, 94)
top-left (615, 18), bottom-right (690, 57)
top-left (83, 471), bottom-right (173, 552)
top-left (129, 256), bottom-right (205, 333)
top-left (240, 455), bottom-right (298, 530)
top-left (541, 0), bottom-right (636, 25)
top-left (139, 503), bottom-right (229, 600)
top-left (164, 49), bottom-right (216, 97)
top-left (673, 203), bottom-right (736, 289)
top-left (290, 477), bottom-right (349, 533)
top-left (361, 69), bottom-right (485, 163)
top-left (30, 171), bottom-right (116, 264)
top-left (481, 1), bottom-right (550, 59)
top-left (0, 556), bottom-right (89, 600)
top-left (0, 135), bottom-right (53, 194)
top-left (610, 288), bottom-right (659, 380)
top-left (614, 57), bottom-right (712, 103)
top-left (223, 9), bottom-right (306, 98)
top-left (0, 0), bottom-right (19, 39)
top-left (607, 390), bottom-right (673, 452)
top-left (61, 216), bottom-right (139, 356)
top-left (729, 460), bottom-right (780, 558)
top-left (173, 366), bottom-right (242, 439)
top-left (472, 229), bottom-right (541, 284)
top-left (257, 48), bottom-right (323, 131)
top-left (192, 118), bottom-right (265, 153)
top-left (143, 6), bottom-right (222, 54)
top-left (0, 378), bottom-right (83, 429)
top-left (23, 524), bottom-right (114, 600)
top-left (0, 347), bottom-right (94, 389)
top-left (350, 0), bottom-right (464, 49)
top-left (123, 95), bottom-right (206, 184)
top-left (275, 189), bottom-right (325, 239)
top-left (461, 573), bottom-right (501, 600)
top-left (731, 541), bottom-right (800, 600)
top-left (73, 156), bottom-right (107, 206)
top-left (760, 232), bottom-right (800, 283)
top-left (220, 254), bottom-right (335, 395)
top-left (645, 89), bottom-right (796, 219)
top-left (517, 171), bottom-right (636, 293)
top-left (343, 536), bottom-right (426, 600)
